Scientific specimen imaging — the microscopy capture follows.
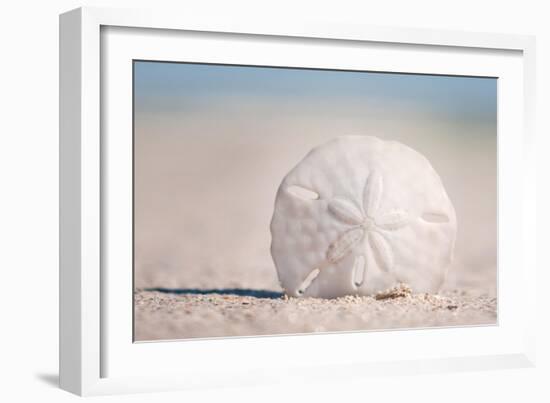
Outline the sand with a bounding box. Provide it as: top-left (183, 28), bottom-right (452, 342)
top-left (134, 285), bottom-right (496, 341)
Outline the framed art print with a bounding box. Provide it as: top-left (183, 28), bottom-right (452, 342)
top-left (60, 7), bottom-right (537, 396)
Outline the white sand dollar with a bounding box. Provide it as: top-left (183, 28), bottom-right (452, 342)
top-left (270, 136), bottom-right (457, 298)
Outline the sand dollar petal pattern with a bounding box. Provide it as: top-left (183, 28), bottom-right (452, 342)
top-left (363, 169), bottom-right (383, 217)
top-left (328, 198), bottom-right (364, 225)
top-left (270, 136), bottom-right (457, 298)
top-left (375, 209), bottom-right (409, 230)
top-left (368, 230), bottom-right (394, 273)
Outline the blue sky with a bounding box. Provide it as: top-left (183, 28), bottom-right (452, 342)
top-left (134, 60), bottom-right (497, 125)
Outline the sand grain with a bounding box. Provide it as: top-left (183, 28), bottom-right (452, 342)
top-left (134, 288), bottom-right (496, 341)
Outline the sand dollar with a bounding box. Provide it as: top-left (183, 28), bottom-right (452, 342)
top-left (270, 136), bottom-right (457, 298)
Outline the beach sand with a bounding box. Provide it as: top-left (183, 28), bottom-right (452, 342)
top-left (134, 286), bottom-right (496, 341)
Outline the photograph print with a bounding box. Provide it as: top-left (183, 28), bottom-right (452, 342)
top-left (133, 61), bottom-right (497, 341)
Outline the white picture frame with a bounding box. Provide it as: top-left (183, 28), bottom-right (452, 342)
top-left (59, 6), bottom-right (537, 396)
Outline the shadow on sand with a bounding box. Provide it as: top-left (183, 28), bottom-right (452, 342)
top-left (144, 288), bottom-right (284, 299)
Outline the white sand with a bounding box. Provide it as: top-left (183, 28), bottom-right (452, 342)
top-left (134, 287), bottom-right (496, 341)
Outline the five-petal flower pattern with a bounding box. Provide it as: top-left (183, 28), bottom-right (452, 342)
top-left (326, 170), bottom-right (409, 283)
